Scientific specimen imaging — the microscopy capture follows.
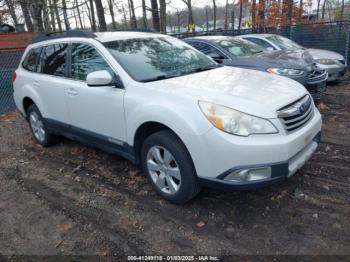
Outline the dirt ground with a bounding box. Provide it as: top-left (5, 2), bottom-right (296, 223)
top-left (0, 77), bottom-right (349, 259)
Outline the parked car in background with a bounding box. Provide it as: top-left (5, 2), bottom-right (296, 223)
top-left (185, 36), bottom-right (328, 99)
top-left (242, 34), bottom-right (347, 82)
top-left (13, 30), bottom-right (322, 204)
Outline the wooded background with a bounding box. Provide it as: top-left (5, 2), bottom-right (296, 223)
top-left (0, 0), bottom-right (349, 34)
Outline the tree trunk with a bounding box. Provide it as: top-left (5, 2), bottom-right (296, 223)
top-left (321, 0), bottom-right (327, 20)
top-left (259, 0), bottom-right (265, 31)
top-left (299, 0), bottom-right (303, 21)
top-left (184, 0), bottom-right (194, 32)
top-left (151, 0), bottom-right (160, 31)
top-left (5, 0), bottom-right (18, 25)
top-left (159, 0), bottom-right (167, 33)
top-left (213, 0), bottom-right (217, 32)
top-left (94, 0), bottom-right (107, 31)
top-left (48, 0), bottom-right (56, 32)
top-left (20, 0), bottom-right (33, 31)
top-left (108, 0), bottom-right (116, 29)
top-left (142, 0), bottom-right (147, 28)
top-left (89, 0), bottom-right (97, 31)
top-left (251, 0), bottom-right (256, 31)
top-left (340, 0), bottom-right (345, 21)
top-left (31, 0), bottom-right (44, 33)
top-left (316, 0), bottom-right (321, 19)
top-left (128, 0), bottom-right (137, 28)
top-left (53, 0), bottom-right (62, 31)
top-left (75, 0), bottom-right (84, 29)
top-left (287, 0), bottom-right (293, 25)
top-left (62, 0), bottom-right (71, 30)
top-left (238, 0), bottom-right (243, 33)
top-left (224, 0), bottom-right (228, 30)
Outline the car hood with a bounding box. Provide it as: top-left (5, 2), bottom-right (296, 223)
top-left (146, 66), bottom-right (308, 118)
top-left (306, 48), bottom-right (344, 60)
top-left (253, 49), bottom-right (314, 69)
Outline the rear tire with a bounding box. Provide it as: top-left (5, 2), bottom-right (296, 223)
top-left (27, 104), bottom-right (61, 147)
top-left (141, 130), bottom-right (201, 204)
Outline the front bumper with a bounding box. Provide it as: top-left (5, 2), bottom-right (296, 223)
top-left (179, 107), bottom-right (322, 190)
top-left (317, 63), bottom-right (347, 82)
top-left (198, 132), bottom-right (320, 190)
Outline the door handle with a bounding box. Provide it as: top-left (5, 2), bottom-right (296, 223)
top-left (66, 88), bottom-right (78, 96)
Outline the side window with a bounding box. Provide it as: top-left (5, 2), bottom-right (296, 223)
top-left (22, 48), bottom-right (41, 72)
top-left (71, 43), bottom-right (114, 81)
top-left (38, 43), bottom-right (68, 76)
top-left (244, 38), bottom-right (275, 50)
top-left (193, 42), bottom-right (226, 61)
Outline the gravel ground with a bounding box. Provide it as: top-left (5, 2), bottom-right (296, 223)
top-left (0, 76), bottom-right (349, 260)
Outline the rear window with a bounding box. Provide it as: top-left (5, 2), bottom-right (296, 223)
top-left (37, 43), bottom-right (68, 77)
top-left (22, 47), bottom-right (41, 72)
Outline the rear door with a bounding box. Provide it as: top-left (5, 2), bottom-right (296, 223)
top-left (34, 43), bottom-right (70, 123)
top-left (64, 42), bottom-right (126, 143)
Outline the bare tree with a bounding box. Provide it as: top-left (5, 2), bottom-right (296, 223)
top-left (150, 0), bottom-right (160, 31)
top-left (128, 0), bottom-right (137, 28)
top-left (238, 0), bottom-right (243, 33)
top-left (159, 0), bottom-right (166, 33)
top-left (321, 0), bottom-right (327, 19)
top-left (94, 0), bottom-right (107, 31)
top-left (213, 0), bottom-right (217, 31)
top-left (181, 0), bottom-right (195, 32)
top-left (251, 0), bottom-right (256, 31)
top-left (142, 0), bottom-right (147, 28)
top-left (299, 0), bottom-right (303, 21)
top-left (224, 0), bottom-right (228, 30)
top-left (19, 0), bottom-right (33, 31)
top-left (53, 0), bottom-right (62, 31)
top-left (108, 0), bottom-right (116, 29)
top-left (30, 0), bottom-right (44, 33)
top-left (4, 0), bottom-right (18, 25)
top-left (316, 0), bottom-right (321, 19)
top-left (89, 0), bottom-right (97, 31)
top-left (61, 0), bottom-right (71, 30)
top-left (75, 0), bottom-right (84, 29)
top-left (340, 0), bottom-right (345, 21)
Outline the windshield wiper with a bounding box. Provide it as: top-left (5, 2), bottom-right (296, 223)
top-left (193, 64), bottom-right (222, 73)
top-left (140, 73), bottom-right (181, 83)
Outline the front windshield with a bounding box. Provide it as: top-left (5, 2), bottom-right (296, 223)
top-left (265, 35), bottom-right (302, 50)
top-left (213, 38), bottom-right (264, 56)
top-left (104, 36), bottom-right (217, 82)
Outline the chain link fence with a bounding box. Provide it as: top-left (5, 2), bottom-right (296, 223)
top-left (172, 20), bottom-right (350, 65)
top-left (0, 49), bottom-right (23, 114)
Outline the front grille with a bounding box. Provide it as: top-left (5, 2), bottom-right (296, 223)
top-left (277, 95), bottom-right (314, 133)
top-left (306, 69), bottom-right (328, 84)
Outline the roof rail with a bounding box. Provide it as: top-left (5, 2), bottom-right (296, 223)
top-left (32, 30), bottom-right (96, 43)
top-left (110, 28), bottom-right (158, 33)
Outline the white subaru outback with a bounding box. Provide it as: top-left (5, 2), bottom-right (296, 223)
top-left (13, 31), bottom-right (322, 204)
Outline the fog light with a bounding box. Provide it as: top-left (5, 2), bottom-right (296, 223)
top-left (224, 167), bottom-right (271, 182)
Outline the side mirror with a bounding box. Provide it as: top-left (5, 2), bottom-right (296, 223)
top-left (87, 70), bottom-right (113, 87)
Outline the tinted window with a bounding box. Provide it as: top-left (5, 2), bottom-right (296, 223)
top-left (245, 37), bottom-right (275, 50)
top-left (38, 44), bottom-right (68, 76)
top-left (22, 48), bottom-right (41, 72)
top-left (104, 37), bottom-right (216, 82)
top-left (71, 43), bottom-right (113, 81)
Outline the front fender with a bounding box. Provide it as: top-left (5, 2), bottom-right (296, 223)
top-left (125, 102), bottom-right (212, 146)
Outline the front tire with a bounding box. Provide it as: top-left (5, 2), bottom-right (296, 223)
top-left (141, 130), bottom-right (201, 204)
top-left (27, 104), bottom-right (61, 147)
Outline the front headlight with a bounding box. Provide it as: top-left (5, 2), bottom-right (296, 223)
top-left (316, 59), bottom-right (337, 65)
top-left (266, 68), bottom-right (304, 76)
top-left (198, 101), bottom-right (278, 136)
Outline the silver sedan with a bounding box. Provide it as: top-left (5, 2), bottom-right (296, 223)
top-left (242, 33), bottom-right (347, 82)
